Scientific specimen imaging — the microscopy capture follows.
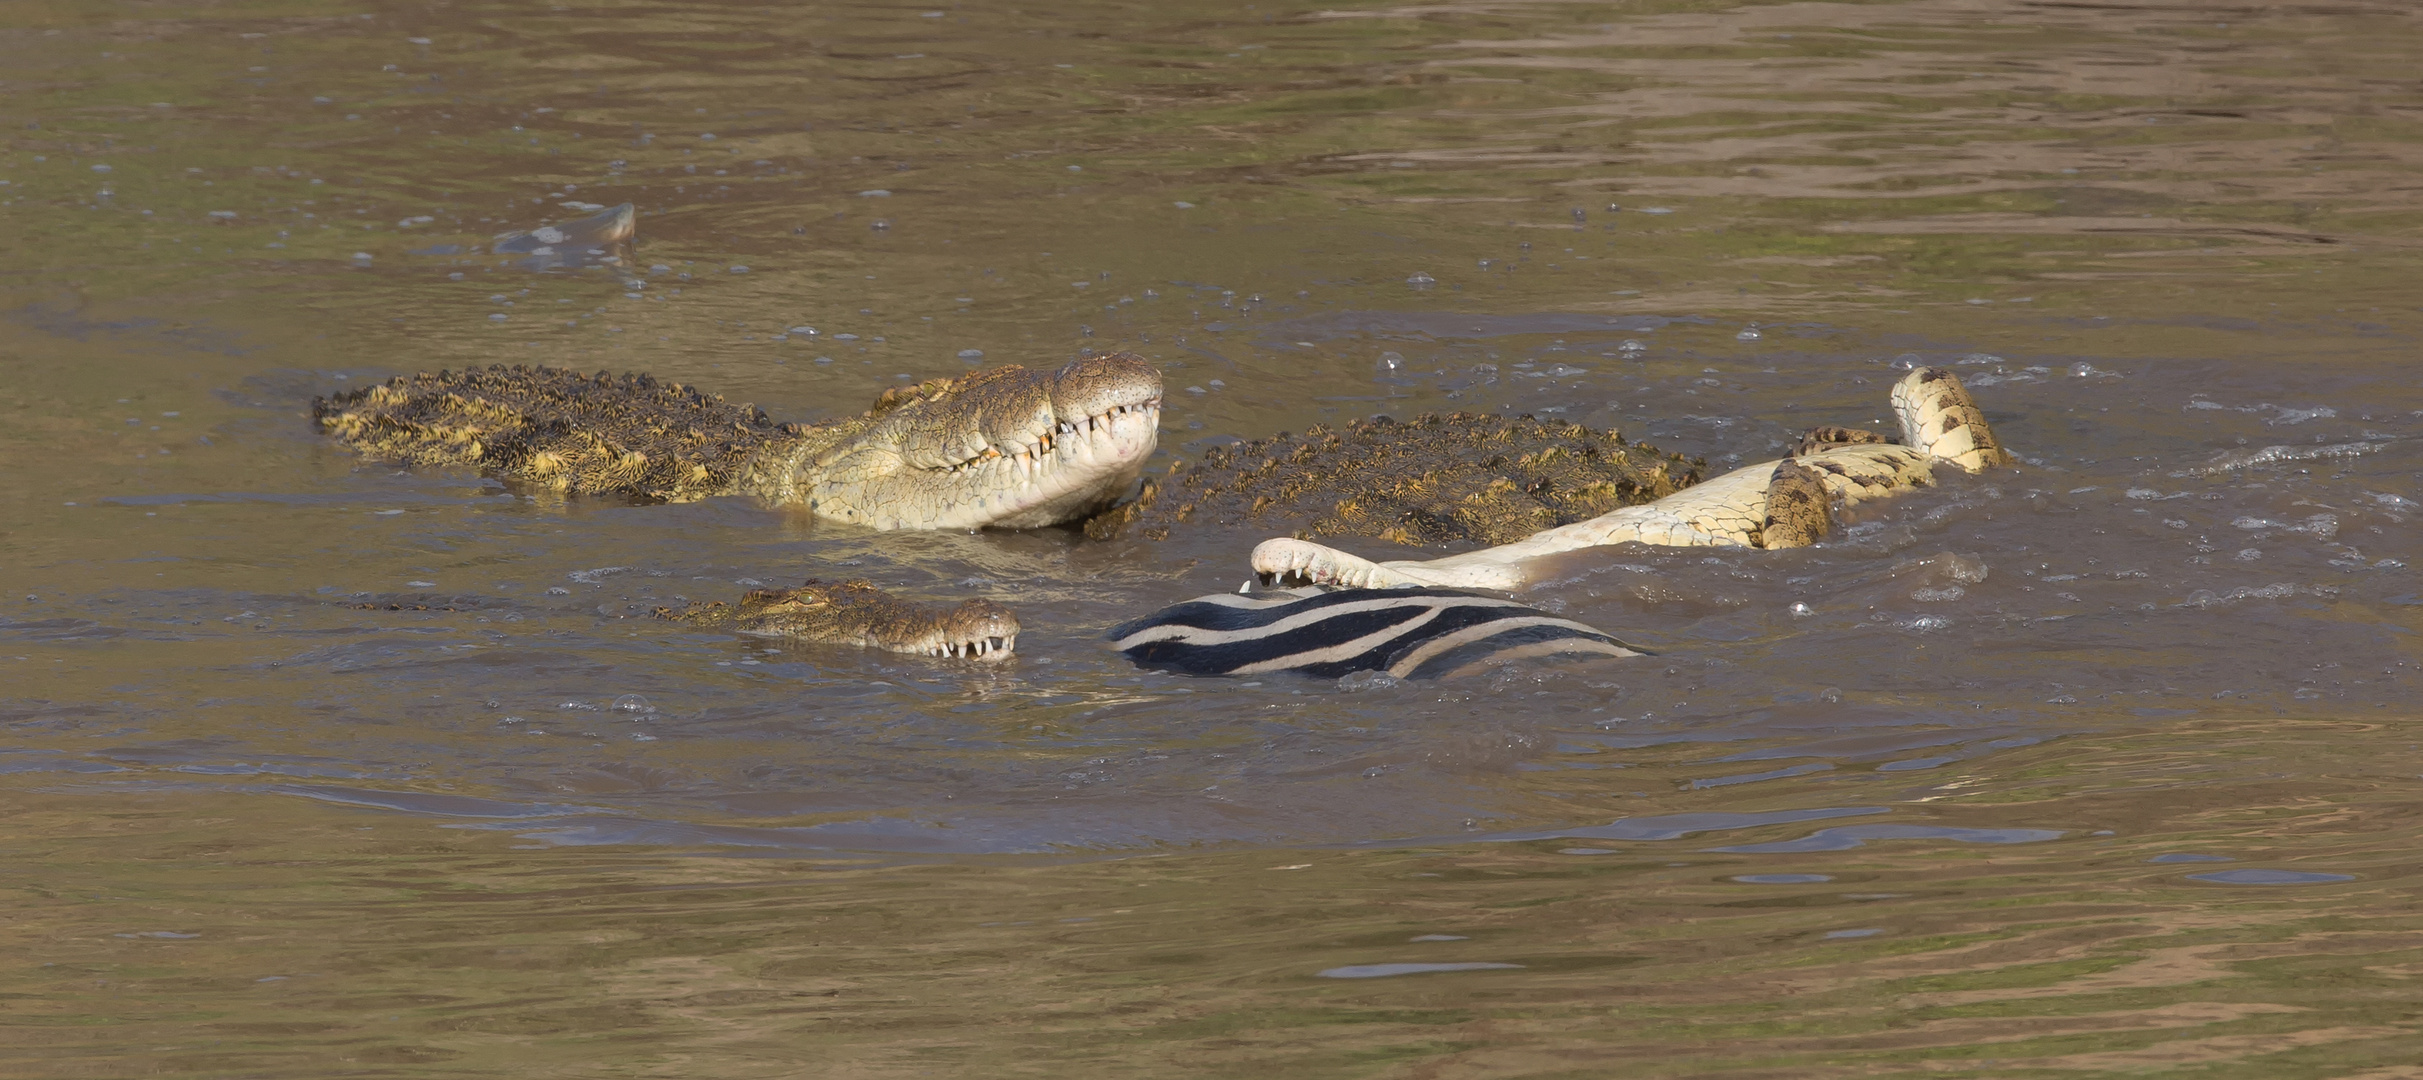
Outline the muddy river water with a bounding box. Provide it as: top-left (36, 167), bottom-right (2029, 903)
top-left (7, 0), bottom-right (2423, 1074)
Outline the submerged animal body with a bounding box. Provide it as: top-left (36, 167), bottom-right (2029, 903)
top-left (314, 354), bottom-right (1163, 530)
top-left (1085, 412), bottom-right (1701, 547)
top-left (658, 579), bottom-right (1018, 659)
top-left (1251, 366), bottom-right (2012, 592)
top-left (1089, 366), bottom-right (2018, 681)
top-left (1110, 586), bottom-right (1640, 680)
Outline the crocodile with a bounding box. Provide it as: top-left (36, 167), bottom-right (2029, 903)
top-left (657, 579), bottom-right (1017, 660)
top-left (313, 353), bottom-right (1162, 530)
top-left (1248, 366), bottom-right (2012, 593)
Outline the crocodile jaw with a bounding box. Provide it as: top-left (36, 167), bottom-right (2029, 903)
top-left (807, 401), bottom-right (1159, 530)
top-left (800, 355), bottom-right (1162, 531)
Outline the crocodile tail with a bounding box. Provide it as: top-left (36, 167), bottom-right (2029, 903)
top-left (1891, 367), bottom-right (2014, 472)
top-left (313, 364), bottom-right (797, 501)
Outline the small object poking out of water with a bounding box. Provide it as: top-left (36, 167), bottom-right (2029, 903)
top-left (492, 202), bottom-right (635, 268)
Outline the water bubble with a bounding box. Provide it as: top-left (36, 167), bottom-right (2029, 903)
top-left (1375, 351), bottom-right (1404, 375)
top-left (1789, 601), bottom-right (1813, 617)
top-left (870, 219), bottom-right (890, 231)
top-left (957, 348), bottom-right (984, 360)
top-left (612, 694), bottom-right (651, 713)
top-left (1571, 207), bottom-right (1586, 223)
top-left (1405, 271), bottom-right (1436, 288)
top-left (1736, 327), bottom-right (1762, 341)
top-left (1818, 686), bottom-right (1842, 703)
top-left (1617, 339), bottom-right (1647, 356)
top-left (1890, 353), bottom-right (1922, 370)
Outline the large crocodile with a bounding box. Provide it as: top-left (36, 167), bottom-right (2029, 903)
top-left (314, 354), bottom-right (1162, 530)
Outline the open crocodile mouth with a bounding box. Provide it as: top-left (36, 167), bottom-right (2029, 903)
top-left (929, 633), bottom-right (1016, 660)
top-left (938, 398), bottom-right (1163, 476)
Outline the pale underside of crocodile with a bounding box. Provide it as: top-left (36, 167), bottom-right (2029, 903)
top-left (313, 353), bottom-right (1163, 531)
top-left (1249, 366), bottom-right (2013, 592)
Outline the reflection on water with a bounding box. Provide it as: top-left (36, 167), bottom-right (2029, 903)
top-left (5, 0), bottom-right (2423, 1072)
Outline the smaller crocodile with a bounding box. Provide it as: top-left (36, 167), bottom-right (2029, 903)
top-left (656, 579), bottom-right (1018, 659)
top-left (314, 354), bottom-right (1162, 530)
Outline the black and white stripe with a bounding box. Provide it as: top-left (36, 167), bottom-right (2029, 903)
top-left (1107, 587), bottom-right (1643, 680)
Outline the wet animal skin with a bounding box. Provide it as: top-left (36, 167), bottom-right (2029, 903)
top-left (657, 580), bottom-right (1018, 659)
top-left (1251, 367), bottom-right (2012, 592)
top-left (1084, 412), bottom-right (1702, 548)
top-left (1109, 586), bottom-right (1641, 680)
top-left (313, 353), bottom-right (1163, 531)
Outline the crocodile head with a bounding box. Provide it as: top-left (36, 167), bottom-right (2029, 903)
top-left (793, 352), bottom-right (1162, 530)
top-left (659, 580), bottom-right (1019, 659)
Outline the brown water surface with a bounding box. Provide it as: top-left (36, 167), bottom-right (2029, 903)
top-left (5, 0), bottom-right (2423, 1074)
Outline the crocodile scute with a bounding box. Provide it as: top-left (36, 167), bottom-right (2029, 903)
top-left (1085, 411), bottom-right (1701, 549)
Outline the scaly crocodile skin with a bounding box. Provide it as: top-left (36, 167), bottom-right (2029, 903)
top-left (313, 354), bottom-right (1162, 531)
top-left (657, 579), bottom-right (1018, 659)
